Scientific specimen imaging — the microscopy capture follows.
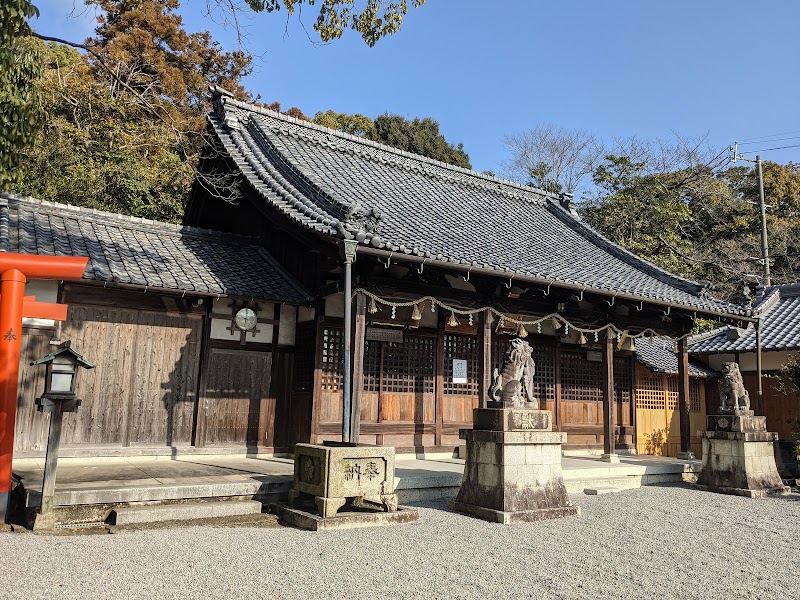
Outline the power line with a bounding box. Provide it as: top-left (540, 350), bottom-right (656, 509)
top-left (740, 143), bottom-right (800, 154)
top-left (738, 135), bottom-right (800, 146)
top-left (737, 129), bottom-right (800, 143)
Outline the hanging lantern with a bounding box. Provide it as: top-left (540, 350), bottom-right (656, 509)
top-left (447, 311), bottom-right (460, 327)
top-left (578, 332), bottom-right (588, 346)
top-left (411, 302), bottom-right (422, 321)
top-left (518, 324), bottom-right (528, 338)
top-left (368, 297), bottom-right (379, 314)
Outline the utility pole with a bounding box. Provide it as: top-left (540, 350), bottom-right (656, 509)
top-left (731, 144), bottom-right (771, 285)
top-left (756, 155), bottom-right (771, 286)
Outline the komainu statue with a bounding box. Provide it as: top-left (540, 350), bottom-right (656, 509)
top-left (718, 362), bottom-right (750, 412)
top-left (489, 338), bottom-right (538, 408)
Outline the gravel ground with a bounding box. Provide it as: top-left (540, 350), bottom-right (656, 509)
top-left (2, 484), bottom-right (799, 600)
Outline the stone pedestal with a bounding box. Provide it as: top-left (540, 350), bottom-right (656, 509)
top-left (449, 408), bottom-right (579, 524)
top-left (276, 443), bottom-right (418, 530)
top-left (695, 411), bottom-right (790, 498)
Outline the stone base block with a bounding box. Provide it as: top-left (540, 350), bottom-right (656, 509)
top-left (272, 504), bottom-right (418, 531)
top-left (448, 500), bottom-right (579, 524)
top-left (697, 430), bottom-right (787, 497)
top-left (692, 483), bottom-right (790, 499)
top-left (600, 453), bottom-right (620, 463)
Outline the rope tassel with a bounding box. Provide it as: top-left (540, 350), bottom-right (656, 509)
top-left (368, 297), bottom-right (379, 314)
top-left (411, 302), bottom-right (422, 321)
top-left (447, 311), bottom-right (460, 327)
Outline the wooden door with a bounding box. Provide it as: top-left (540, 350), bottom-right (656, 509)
top-left (200, 348), bottom-right (274, 446)
top-left (635, 367), bottom-right (705, 458)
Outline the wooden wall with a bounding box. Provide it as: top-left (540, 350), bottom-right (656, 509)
top-left (16, 284), bottom-right (296, 455)
top-left (740, 373), bottom-right (799, 441)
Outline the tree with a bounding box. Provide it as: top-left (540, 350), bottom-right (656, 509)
top-left (374, 114), bottom-right (471, 168)
top-left (313, 110), bottom-right (376, 139)
top-left (237, 0), bottom-right (426, 47)
top-left (502, 125), bottom-right (603, 196)
top-left (0, 0), bottom-right (45, 187)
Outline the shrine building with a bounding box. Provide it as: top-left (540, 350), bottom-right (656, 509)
top-left (7, 89), bottom-right (756, 460)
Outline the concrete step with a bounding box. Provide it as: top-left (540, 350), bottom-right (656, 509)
top-left (112, 500), bottom-right (263, 526)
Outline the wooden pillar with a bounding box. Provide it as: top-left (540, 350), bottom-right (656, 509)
top-left (677, 337), bottom-right (695, 460)
top-left (601, 328), bottom-right (618, 462)
top-left (193, 303), bottom-right (212, 448)
top-left (310, 300), bottom-right (326, 445)
top-left (435, 319), bottom-right (445, 447)
top-left (350, 293), bottom-right (367, 443)
top-left (553, 342), bottom-right (562, 430)
top-left (40, 403), bottom-right (64, 515)
top-left (479, 310), bottom-right (492, 408)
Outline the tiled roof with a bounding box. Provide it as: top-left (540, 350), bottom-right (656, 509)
top-left (635, 336), bottom-right (717, 378)
top-left (689, 283), bottom-right (800, 354)
top-left (205, 89), bottom-right (749, 319)
top-left (0, 193), bottom-right (312, 304)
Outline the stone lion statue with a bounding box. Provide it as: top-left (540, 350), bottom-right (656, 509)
top-left (719, 362), bottom-right (750, 412)
top-left (489, 338), bottom-right (538, 408)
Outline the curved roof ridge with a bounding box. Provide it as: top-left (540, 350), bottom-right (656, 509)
top-left (1, 192), bottom-right (263, 245)
top-left (214, 90), bottom-right (561, 204)
top-left (754, 288), bottom-right (782, 316)
top-left (545, 200), bottom-right (705, 297)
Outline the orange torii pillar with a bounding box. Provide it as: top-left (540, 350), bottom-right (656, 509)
top-left (0, 253), bottom-right (88, 522)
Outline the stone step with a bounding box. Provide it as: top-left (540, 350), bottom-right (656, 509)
top-left (112, 500), bottom-right (263, 526)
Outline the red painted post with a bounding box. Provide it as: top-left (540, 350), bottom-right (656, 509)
top-left (0, 269), bottom-right (26, 519)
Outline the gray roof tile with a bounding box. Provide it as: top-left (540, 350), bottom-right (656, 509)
top-left (636, 336), bottom-right (717, 378)
top-left (0, 193), bottom-right (311, 305)
top-left (689, 283), bottom-right (800, 353)
top-left (206, 90), bottom-right (748, 319)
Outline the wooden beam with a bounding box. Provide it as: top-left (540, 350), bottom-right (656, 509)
top-left (677, 337), bottom-right (695, 460)
top-left (479, 311), bottom-right (492, 408)
top-left (601, 328), bottom-right (618, 462)
top-left (350, 293), bottom-right (367, 443)
top-left (192, 303), bottom-right (213, 448)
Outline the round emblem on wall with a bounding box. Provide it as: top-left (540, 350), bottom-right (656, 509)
top-left (234, 307), bottom-right (257, 332)
top-left (718, 417), bottom-right (729, 430)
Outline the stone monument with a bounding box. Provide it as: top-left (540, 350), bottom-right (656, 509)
top-left (449, 338), bottom-right (579, 523)
top-left (274, 442), bottom-right (419, 530)
top-left (695, 362), bottom-right (790, 498)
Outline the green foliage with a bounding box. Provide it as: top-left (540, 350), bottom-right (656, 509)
top-left (244, 0), bottom-right (426, 46)
top-left (0, 0), bottom-right (45, 187)
top-left (313, 110), bottom-right (377, 139)
top-left (580, 149), bottom-right (800, 302)
top-left (374, 114), bottom-right (471, 168)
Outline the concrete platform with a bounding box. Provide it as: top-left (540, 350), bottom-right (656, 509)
top-left (10, 453), bottom-right (699, 526)
top-left (112, 500), bottom-right (263, 526)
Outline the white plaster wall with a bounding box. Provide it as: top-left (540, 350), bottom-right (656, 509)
top-left (706, 351), bottom-right (795, 372)
top-left (298, 306), bottom-right (315, 323)
top-left (22, 280), bottom-right (59, 327)
top-left (278, 303), bottom-right (297, 346)
top-left (210, 298), bottom-right (274, 343)
top-left (325, 293), bottom-right (344, 317)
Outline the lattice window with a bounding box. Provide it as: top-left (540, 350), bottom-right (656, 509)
top-left (690, 379), bottom-right (701, 412)
top-left (408, 336), bottom-right (436, 394)
top-left (614, 357), bottom-right (632, 404)
top-left (444, 334), bottom-right (478, 395)
top-left (320, 327), bottom-right (344, 391)
top-left (636, 372), bottom-right (665, 410)
top-left (381, 342), bottom-right (410, 393)
top-left (560, 351), bottom-right (602, 402)
top-left (666, 376), bottom-right (679, 410)
top-left (363, 340), bottom-right (381, 393)
top-left (293, 323), bottom-right (316, 392)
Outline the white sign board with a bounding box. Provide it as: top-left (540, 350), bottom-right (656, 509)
top-left (452, 359), bottom-right (468, 384)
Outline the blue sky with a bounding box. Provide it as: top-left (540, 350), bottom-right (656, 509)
top-left (35, 1), bottom-right (800, 173)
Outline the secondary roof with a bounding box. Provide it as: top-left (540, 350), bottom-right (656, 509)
top-left (1, 193), bottom-right (312, 304)
top-left (635, 337), bottom-right (717, 378)
top-left (206, 88), bottom-right (748, 319)
top-left (689, 283), bottom-right (800, 354)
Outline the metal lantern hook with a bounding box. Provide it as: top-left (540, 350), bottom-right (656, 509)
top-left (417, 258), bottom-right (427, 274)
top-left (463, 267), bottom-right (472, 282)
top-left (543, 284), bottom-right (551, 296)
top-left (635, 301), bottom-right (643, 311)
top-left (577, 287), bottom-right (585, 302)
top-left (384, 252), bottom-right (393, 269)
top-left (605, 293), bottom-right (617, 307)
top-left (504, 275), bottom-right (514, 289)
